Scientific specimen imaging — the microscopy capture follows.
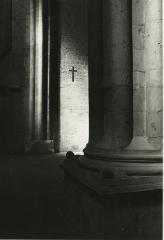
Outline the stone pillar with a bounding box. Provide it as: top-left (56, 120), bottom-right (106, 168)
top-left (65, 0), bottom-right (162, 193)
top-left (24, 0), bottom-right (54, 153)
top-left (84, 0), bottom-right (162, 161)
top-left (34, 0), bottom-right (44, 140)
top-left (64, 1), bottom-right (162, 237)
top-left (144, 0), bottom-right (162, 149)
top-left (125, 0), bottom-right (163, 159)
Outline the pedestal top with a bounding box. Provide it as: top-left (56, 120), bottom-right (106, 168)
top-left (64, 154), bottom-right (162, 196)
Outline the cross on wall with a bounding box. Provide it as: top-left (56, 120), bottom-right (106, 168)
top-left (69, 66), bottom-right (77, 82)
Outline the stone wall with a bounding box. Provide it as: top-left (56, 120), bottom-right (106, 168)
top-left (132, 0), bottom-right (162, 149)
top-left (0, 0), bottom-right (30, 153)
top-left (59, 0), bottom-right (89, 152)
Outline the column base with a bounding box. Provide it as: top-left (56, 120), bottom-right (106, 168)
top-left (64, 153), bottom-right (162, 238)
top-left (65, 152), bottom-right (162, 195)
top-left (84, 137), bottom-right (162, 162)
top-left (25, 140), bottom-right (55, 154)
top-left (79, 155), bottom-right (162, 179)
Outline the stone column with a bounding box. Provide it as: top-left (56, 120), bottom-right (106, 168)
top-left (34, 0), bottom-right (44, 140)
top-left (84, 0), bottom-right (162, 161)
top-left (64, 1), bottom-right (162, 237)
top-left (124, 0), bottom-right (163, 159)
top-left (25, 0), bottom-right (54, 153)
top-left (64, 1), bottom-right (162, 236)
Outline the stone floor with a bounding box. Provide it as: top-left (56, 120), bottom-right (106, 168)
top-left (0, 154), bottom-right (162, 239)
top-left (0, 153), bottom-right (81, 239)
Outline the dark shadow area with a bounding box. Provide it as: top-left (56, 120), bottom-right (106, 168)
top-left (49, 0), bottom-right (61, 152)
top-left (0, 154), bottom-right (83, 239)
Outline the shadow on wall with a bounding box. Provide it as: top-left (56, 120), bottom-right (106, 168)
top-left (0, 0), bottom-right (25, 153)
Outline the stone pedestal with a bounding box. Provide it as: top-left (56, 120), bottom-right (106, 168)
top-left (64, 156), bottom-right (162, 239)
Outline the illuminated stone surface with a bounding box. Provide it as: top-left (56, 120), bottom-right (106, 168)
top-left (59, 0), bottom-right (89, 152)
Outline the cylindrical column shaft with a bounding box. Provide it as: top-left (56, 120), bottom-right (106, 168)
top-left (87, 0), bottom-right (104, 146)
top-left (102, 0), bottom-right (132, 150)
top-left (34, 0), bottom-right (43, 139)
top-left (125, 0), bottom-right (162, 157)
top-left (85, 0), bottom-right (132, 156)
top-left (84, 0), bottom-right (162, 161)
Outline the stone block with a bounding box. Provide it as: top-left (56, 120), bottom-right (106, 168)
top-left (133, 71), bottom-right (145, 88)
top-left (144, 20), bottom-right (162, 71)
top-left (146, 69), bottom-right (162, 87)
top-left (148, 137), bottom-right (162, 150)
top-left (132, 24), bottom-right (145, 50)
top-left (147, 112), bottom-right (162, 137)
top-left (133, 112), bottom-right (146, 136)
top-left (145, 0), bottom-right (162, 22)
top-left (133, 87), bottom-right (146, 111)
top-left (132, 0), bottom-right (145, 25)
top-left (145, 21), bottom-right (162, 48)
top-left (147, 87), bottom-right (162, 112)
top-left (145, 46), bottom-right (162, 71)
top-left (133, 49), bottom-right (145, 72)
